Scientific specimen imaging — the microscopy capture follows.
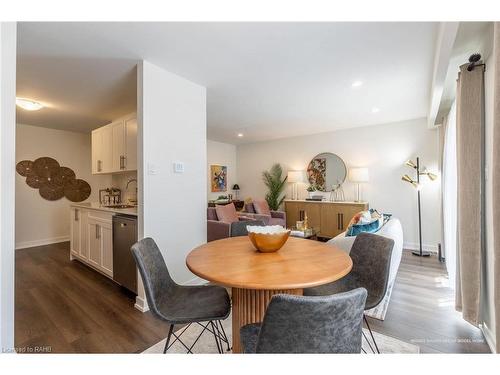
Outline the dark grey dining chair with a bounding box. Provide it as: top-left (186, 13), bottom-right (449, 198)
top-left (131, 237), bottom-right (231, 354)
top-left (304, 232), bottom-right (394, 353)
top-left (240, 288), bottom-right (367, 353)
top-left (230, 220), bottom-right (265, 237)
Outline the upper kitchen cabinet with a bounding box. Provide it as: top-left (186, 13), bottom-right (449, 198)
top-left (92, 113), bottom-right (137, 174)
top-left (92, 124), bottom-right (113, 173)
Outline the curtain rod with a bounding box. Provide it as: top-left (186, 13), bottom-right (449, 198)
top-left (467, 53), bottom-right (485, 71)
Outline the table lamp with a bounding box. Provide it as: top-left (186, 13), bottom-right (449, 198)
top-left (232, 184), bottom-right (240, 200)
top-left (349, 167), bottom-right (369, 202)
top-left (287, 170), bottom-right (305, 200)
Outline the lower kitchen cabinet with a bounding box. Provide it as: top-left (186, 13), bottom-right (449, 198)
top-left (70, 207), bottom-right (88, 261)
top-left (70, 208), bottom-right (113, 278)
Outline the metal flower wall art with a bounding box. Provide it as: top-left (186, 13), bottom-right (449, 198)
top-left (16, 157), bottom-right (91, 202)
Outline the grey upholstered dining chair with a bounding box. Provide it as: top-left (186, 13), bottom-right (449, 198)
top-left (131, 237), bottom-right (231, 354)
top-left (230, 220), bottom-right (265, 237)
top-left (304, 232), bottom-right (394, 353)
top-left (240, 288), bottom-right (367, 353)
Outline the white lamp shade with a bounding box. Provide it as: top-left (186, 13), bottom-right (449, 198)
top-left (349, 167), bottom-right (369, 182)
top-left (287, 170), bottom-right (305, 183)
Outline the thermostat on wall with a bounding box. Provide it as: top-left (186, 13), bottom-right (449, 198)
top-left (173, 162), bottom-right (184, 173)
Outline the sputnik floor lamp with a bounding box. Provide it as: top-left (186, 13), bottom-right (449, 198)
top-left (402, 157), bottom-right (437, 257)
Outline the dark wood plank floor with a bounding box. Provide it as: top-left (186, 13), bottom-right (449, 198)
top-left (15, 242), bottom-right (490, 353)
top-left (15, 241), bottom-right (170, 353)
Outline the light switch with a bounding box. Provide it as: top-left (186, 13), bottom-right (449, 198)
top-left (148, 163), bottom-right (159, 175)
top-left (173, 162), bottom-right (184, 174)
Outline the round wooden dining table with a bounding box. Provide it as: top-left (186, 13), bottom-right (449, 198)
top-left (186, 236), bottom-right (353, 353)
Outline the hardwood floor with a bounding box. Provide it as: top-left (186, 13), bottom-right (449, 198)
top-left (369, 251), bottom-right (490, 353)
top-left (15, 242), bottom-right (490, 353)
top-left (15, 241), bottom-right (170, 353)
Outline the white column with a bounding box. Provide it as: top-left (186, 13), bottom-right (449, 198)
top-left (138, 60), bottom-right (207, 292)
top-left (0, 22), bottom-right (17, 352)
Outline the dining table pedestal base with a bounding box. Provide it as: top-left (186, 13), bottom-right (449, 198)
top-left (231, 287), bottom-right (303, 353)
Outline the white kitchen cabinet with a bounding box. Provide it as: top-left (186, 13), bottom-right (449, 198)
top-left (70, 207), bottom-right (88, 261)
top-left (92, 113), bottom-right (137, 174)
top-left (72, 208), bottom-right (113, 278)
top-left (111, 120), bottom-right (125, 172)
top-left (70, 207), bottom-right (81, 257)
top-left (91, 125), bottom-right (113, 174)
top-left (124, 116), bottom-right (137, 171)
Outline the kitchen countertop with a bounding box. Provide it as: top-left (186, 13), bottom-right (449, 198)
top-left (70, 202), bottom-right (138, 216)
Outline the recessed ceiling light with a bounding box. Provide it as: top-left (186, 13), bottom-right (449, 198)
top-left (16, 98), bottom-right (44, 111)
top-left (371, 107), bottom-right (380, 113)
top-left (237, 133), bottom-right (244, 137)
top-left (351, 80), bottom-right (363, 88)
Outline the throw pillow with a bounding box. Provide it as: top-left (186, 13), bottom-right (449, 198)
top-left (345, 209), bottom-right (390, 237)
top-left (253, 199), bottom-right (271, 215)
top-left (215, 203), bottom-right (239, 224)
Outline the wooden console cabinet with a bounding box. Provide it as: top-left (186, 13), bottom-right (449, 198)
top-left (284, 200), bottom-right (369, 239)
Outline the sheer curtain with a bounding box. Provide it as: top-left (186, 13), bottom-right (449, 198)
top-left (442, 100), bottom-right (458, 286)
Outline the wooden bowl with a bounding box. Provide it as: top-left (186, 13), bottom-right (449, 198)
top-left (247, 230), bottom-right (291, 253)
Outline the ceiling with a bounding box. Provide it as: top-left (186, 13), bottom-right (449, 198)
top-left (17, 22), bottom-right (438, 143)
top-left (435, 22), bottom-right (492, 124)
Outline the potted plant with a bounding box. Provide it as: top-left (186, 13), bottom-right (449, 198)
top-left (262, 163), bottom-right (287, 210)
top-left (306, 184), bottom-right (316, 199)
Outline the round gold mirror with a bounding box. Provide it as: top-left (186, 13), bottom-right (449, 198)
top-left (306, 152), bottom-right (347, 192)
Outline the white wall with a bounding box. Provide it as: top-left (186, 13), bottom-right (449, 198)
top-left (139, 60), bottom-right (206, 285)
top-left (483, 25), bottom-right (497, 352)
top-left (207, 140), bottom-right (237, 201)
top-left (237, 118), bottom-right (441, 250)
top-left (15, 124), bottom-right (112, 249)
top-left (0, 22), bottom-right (17, 353)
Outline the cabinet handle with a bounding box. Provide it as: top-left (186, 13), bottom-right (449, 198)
top-left (97, 160), bottom-right (102, 172)
top-left (95, 224), bottom-right (100, 239)
top-left (74, 209), bottom-right (78, 221)
top-left (337, 213), bottom-right (340, 230)
top-left (120, 155), bottom-right (125, 170)
top-left (340, 214), bottom-right (344, 229)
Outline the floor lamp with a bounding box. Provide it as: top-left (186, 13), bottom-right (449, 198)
top-left (402, 157), bottom-right (437, 257)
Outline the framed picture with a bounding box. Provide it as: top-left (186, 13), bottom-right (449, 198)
top-left (307, 157), bottom-right (326, 191)
top-left (211, 165), bottom-right (227, 192)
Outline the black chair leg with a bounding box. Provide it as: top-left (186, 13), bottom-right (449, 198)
top-left (163, 324), bottom-right (174, 354)
top-left (210, 321), bottom-right (223, 354)
top-left (217, 320), bottom-right (231, 351)
top-left (364, 315), bottom-right (380, 354)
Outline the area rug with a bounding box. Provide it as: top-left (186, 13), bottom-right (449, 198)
top-left (142, 316), bottom-right (419, 354)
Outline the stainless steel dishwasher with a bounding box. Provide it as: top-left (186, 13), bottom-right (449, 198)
top-left (112, 214), bottom-right (138, 294)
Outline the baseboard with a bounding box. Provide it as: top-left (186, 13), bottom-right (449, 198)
top-left (403, 242), bottom-right (439, 253)
top-left (134, 296), bottom-right (149, 313)
top-left (16, 236), bottom-right (70, 250)
top-left (480, 322), bottom-right (497, 353)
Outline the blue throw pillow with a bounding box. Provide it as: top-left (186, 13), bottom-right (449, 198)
top-left (345, 219), bottom-right (382, 237)
top-left (344, 211), bottom-right (392, 237)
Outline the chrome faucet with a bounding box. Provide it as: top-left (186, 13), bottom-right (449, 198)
top-left (126, 178), bottom-right (137, 190)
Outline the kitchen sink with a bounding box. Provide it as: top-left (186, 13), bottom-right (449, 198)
top-left (105, 204), bottom-right (136, 209)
